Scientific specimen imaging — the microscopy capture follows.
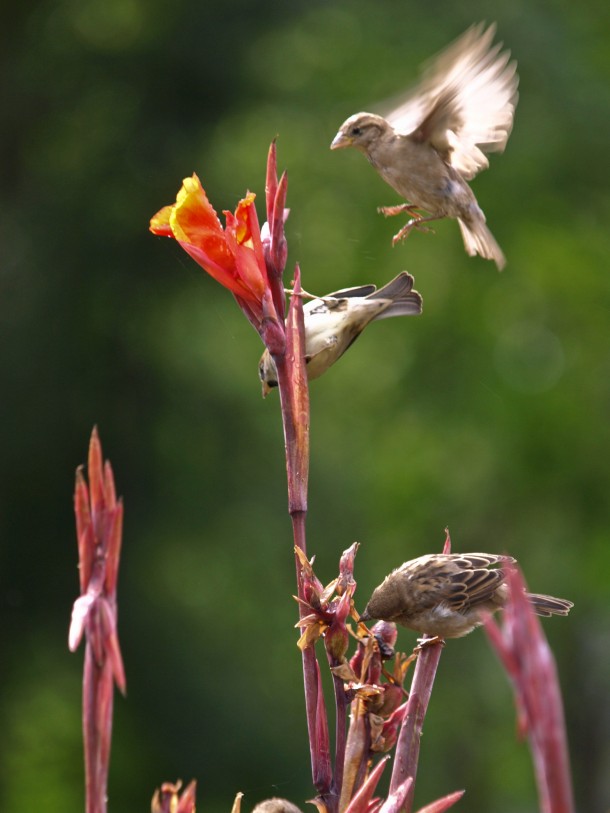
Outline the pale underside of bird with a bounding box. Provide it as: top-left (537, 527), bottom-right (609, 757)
top-left (258, 271), bottom-right (422, 396)
top-left (331, 23), bottom-right (519, 270)
top-left (360, 553), bottom-right (573, 639)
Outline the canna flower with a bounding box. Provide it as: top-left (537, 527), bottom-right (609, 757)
top-left (150, 176), bottom-right (265, 302)
top-left (150, 168), bottom-right (286, 352)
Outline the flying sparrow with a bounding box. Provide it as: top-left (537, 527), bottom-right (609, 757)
top-left (258, 271), bottom-right (422, 396)
top-left (330, 23), bottom-right (518, 270)
top-left (359, 553), bottom-right (572, 639)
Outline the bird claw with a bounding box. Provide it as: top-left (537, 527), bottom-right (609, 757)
top-left (392, 218), bottom-right (436, 245)
top-left (413, 635), bottom-right (445, 653)
top-left (378, 204), bottom-right (437, 243)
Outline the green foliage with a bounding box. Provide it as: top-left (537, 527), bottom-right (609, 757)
top-left (1, 1), bottom-right (609, 812)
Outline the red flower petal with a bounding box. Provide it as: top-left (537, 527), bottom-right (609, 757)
top-left (152, 175), bottom-right (271, 309)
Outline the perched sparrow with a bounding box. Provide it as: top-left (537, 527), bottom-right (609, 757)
top-left (330, 23), bottom-right (518, 270)
top-left (360, 553), bottom-right (573, 639)
top-left (258, 271), bottom-right (422, 396)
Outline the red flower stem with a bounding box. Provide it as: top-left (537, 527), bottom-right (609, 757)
top-left (326, 651), bottom-right (349, 810)
top-left (339, 699), bottom-right (370, 812)
top-left (522, 633), bottom-right (574, 813)
top-left (328, 661), bottom-right (348, 803)
top-left (289, 506), bottom-right (323, 788)
top-left (83, 645), bottom-right (114, 813)
top-left (272, 272), bottom-right (333, 801)
top-left (484, 567), bottom-right (575, 813)
top-left (389, 640), bottom-right (444, 812)
top-left (72, 430), bottom-right (125, 813)
top-left (272, 267), bottom-right (309, 517)
top-left (83, 645), bottom-right (98, 813)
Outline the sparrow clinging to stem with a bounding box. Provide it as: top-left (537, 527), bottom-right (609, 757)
top-left (331, 23), bottom-right (519, 270)
top-left (360, 553), bottom-right (573, 640)
top-left (258, 271), bottom-right (422, 396)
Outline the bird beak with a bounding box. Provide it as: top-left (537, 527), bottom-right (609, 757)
top-left (330, 130), bottom-right (351, 150)
top-left (261, 381), bottom-right (271, 398)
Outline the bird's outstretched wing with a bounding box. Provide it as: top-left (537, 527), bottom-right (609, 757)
top-left (384, 23), bottom-right (518, 179)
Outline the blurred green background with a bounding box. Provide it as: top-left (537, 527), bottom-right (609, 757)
top-left (1, 0), bottom-right (609, 811)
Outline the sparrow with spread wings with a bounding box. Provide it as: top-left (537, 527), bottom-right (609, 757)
top-left (331, 24), bottom-right (519, 270)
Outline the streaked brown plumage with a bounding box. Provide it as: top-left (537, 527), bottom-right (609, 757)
top-left (330, 23), bottom-right (518, 270)
top-left (360, 553), bottom-right (573, 639)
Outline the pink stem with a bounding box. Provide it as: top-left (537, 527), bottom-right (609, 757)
top-left (83, 645), bottom-right (115, 813)
top-left (330, 668), bottom-right (348, 801)
top-left (389, 640), bottom-right (444, 812)
top-left (272, 272), bottom-right (333, 803)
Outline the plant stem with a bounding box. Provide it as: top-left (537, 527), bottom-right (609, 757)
top-left (272, 278), bottom-right (333, 802)
top-left (330, 668), bottom-right (348, 803)
top-left (389, 640), bottom-right (444, 812)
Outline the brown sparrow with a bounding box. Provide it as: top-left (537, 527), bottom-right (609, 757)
top-left (360, 553), bottom-right (573, 639)
top-left (258, 271), bottom-right (422, 396)
top-left (330, 24), bottom-right (518, 270)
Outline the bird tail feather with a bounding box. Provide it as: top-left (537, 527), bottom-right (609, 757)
top-left (458, 216), bottom-right (506, 270)
top-left (371, 272), bottom-right (423, 319)
top-left (527, 592), bottom-right (574, 617)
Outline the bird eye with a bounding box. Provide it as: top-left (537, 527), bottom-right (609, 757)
top-left (351, 126), bottom-right (363, 136)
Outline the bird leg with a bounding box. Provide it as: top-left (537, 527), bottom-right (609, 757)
top-left (377, 203), bottom-right (421, 218)
top-left (378, 204), bottom-right (440, 243)
top-left (391, 214), bottom-right (443, 246)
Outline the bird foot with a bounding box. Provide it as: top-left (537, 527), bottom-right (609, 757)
top-left (413, 635), bottom-right (445, 653)
top-left (392, 218), bottom-right (436, 245)
top-left (378, 203), bottom-right (421, 218)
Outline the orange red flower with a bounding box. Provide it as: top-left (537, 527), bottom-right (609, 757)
top-left (150, 174), bottom-right (276, 327)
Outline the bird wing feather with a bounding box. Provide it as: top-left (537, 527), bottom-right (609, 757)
top-left (403, 553), bottom-right (515, 612)
top-left (306, 297), bottom-right (351, 317)
top-left (316, 284), bottom-right (377, 300)
top-left (445, 553), bottom-right (515, 610)
top-left (384, 23), bottom-right (518, 180)
top-left (308, 274), bottom-right (422, 320)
